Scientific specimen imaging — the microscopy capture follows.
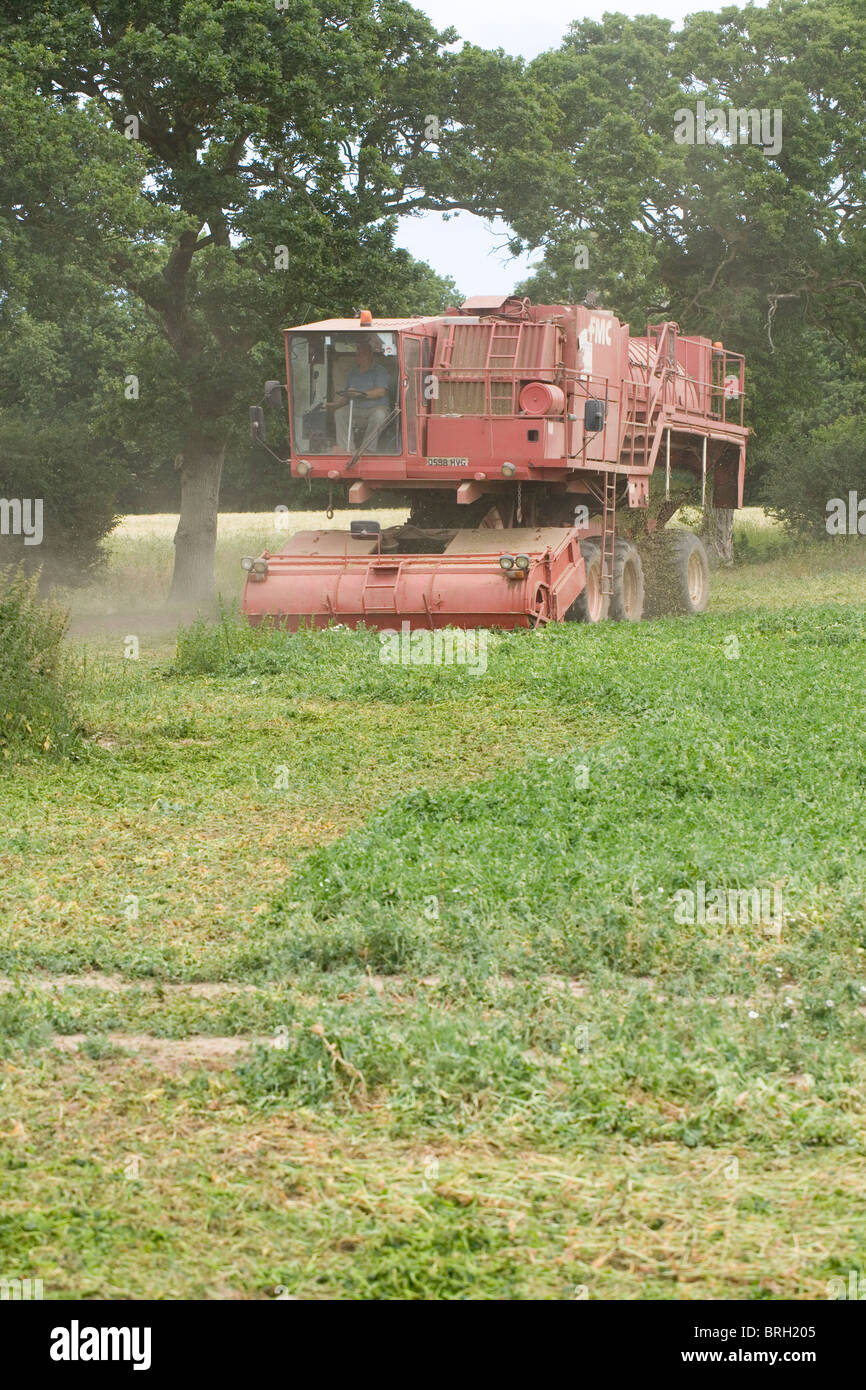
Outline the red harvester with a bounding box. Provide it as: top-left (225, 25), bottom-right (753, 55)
top-left (245, 295), bottom-right (747, 629)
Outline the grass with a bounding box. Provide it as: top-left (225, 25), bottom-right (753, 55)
top-left (2, 509), bottom-right (866, 1299)
top-left (0, 568), bottom-right (80, 759)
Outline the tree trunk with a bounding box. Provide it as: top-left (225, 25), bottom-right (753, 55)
top-left (702, 506), bottom-right (735, 567)
top-left (169, 431), bottom-right (226, 606)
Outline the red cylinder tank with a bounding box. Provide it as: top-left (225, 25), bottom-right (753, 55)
top-left (518, 381), bottom-right (566, 416)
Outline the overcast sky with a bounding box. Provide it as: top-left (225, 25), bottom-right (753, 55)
top-left (393, 0), bottom-right (745, 298)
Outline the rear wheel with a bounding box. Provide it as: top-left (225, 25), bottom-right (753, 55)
top-left (639, 529), bottom-right (709, 616)
top-left (567, 538), bottom-right (609, 622)
top-left (609, 540), bottom-right (645, 621)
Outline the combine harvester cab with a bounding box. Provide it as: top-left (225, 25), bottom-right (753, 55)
top-left (244, 296), bottom-right (748, 629)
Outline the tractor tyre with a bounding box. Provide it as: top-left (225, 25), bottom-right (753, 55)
top-left (609, 539), bottom-right (645, 621)
top-left (639, 529), bottom-right (710, 617)
top-left (566, 538), bottom-right (610, 622)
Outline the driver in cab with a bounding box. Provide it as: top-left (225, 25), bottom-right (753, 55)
top-left (327, 339), bottom-right (390, 453)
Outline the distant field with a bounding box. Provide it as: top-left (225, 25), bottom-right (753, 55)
top-left (4, 516), bottom-right (866, 1298)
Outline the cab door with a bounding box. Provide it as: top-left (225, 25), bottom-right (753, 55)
top-left (402, 336), bottom-right (424, 457)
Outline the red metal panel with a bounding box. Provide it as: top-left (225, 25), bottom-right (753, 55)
top-left (677, 336), bottom-right (712, 415)
top-left (425, 415), bottom-right (491, 460)
top-left (539, 421), bottom-right (566, 458)
top-left (575, 309), bottom-right (627, 461)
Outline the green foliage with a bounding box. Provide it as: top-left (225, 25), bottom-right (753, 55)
top-left (0, 309), bottom-right (131, 577)
top-left (0, 568), bottom-right (79, 759)
top-left (172, 603), bottom-right (281, 676)
top-left (0, 989), bottom-right (52, 1054)
top-left (515, 0), bottom-right (866, 483)
top-left (0, 77), bottom-right (156, 572)
top-left (761, 414), bottom-right (866, 537)
top-left (730, 519), bottom-right (799, 565)
top-left (236, 971), bottom-right (865, 1149)
top-left (218, 599), bottom-right (866, 1144)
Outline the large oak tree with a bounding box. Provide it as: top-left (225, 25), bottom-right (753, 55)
top-left (0, 0), bottom-right (556, 599)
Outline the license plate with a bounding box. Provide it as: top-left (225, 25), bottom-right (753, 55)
top-left (426, 456), bottom-right (469, 467)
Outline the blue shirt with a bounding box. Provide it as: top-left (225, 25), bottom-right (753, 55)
top-left (345, 363), bottom-right (389, 411)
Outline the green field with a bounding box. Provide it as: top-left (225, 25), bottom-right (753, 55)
top-left (2, 513), bottom-right (866, 1299)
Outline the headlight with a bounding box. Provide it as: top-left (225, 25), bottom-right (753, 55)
top-left (295, 459), bottom-right (311, 477)
top-left (514, 554), bottom-right (531, 572)
top-left (501, 462), bottom-right (516, 477)
top-left (251, 558), bottom-right (269, 576)
top-left (499, 554), bottom-right (515, 571)
top-left (241, 556), bottom-right (254, 571)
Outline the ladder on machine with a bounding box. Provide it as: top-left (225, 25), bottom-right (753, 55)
top-left (361, 559), bottom-right (402, 617)
top-left (486, 322), bottom-right (523, 413)
top-left (617, 323), bottom-right (674, 474)
top-left (599, 472), bottom-right (616, 601)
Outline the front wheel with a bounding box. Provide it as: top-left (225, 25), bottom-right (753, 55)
top-left (609, 539), bottom-right (645, 621)
top-left (566, 538), bottom-right (610, 622)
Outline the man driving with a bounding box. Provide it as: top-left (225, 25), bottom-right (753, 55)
top-left (327, 339), bottom-right (390, 453)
